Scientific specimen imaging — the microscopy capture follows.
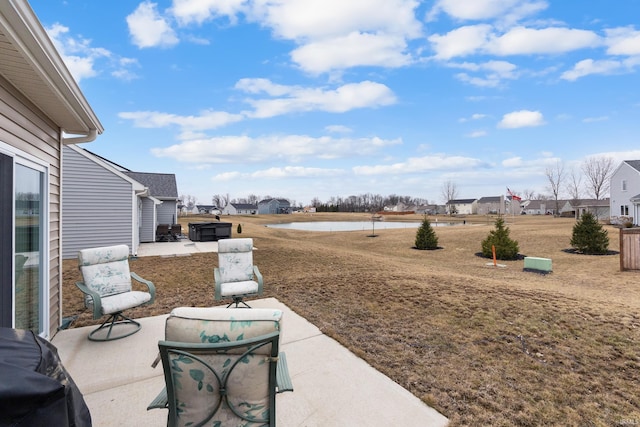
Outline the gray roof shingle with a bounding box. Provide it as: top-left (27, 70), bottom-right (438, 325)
top-left (125, 172), bottom-right (178, 199)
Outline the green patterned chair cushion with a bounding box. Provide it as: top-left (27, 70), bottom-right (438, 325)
top-left (217, 238), bottom-right (255, 283)
top-left (160, 307), bottom-right (284, 426)
top-left (166, 307), bottom-right (282, 345)
top-left (78, 244), bottom-right (132, 309)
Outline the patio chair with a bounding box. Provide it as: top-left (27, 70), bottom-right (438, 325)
top-left (76, 244), bottom-right (155, 341)
top-left (214, 238), bottom-right (263, 308)
top-left (147, 307), bottom-right (293, 426)
top-left (156, 224), bottom-right (171, 242)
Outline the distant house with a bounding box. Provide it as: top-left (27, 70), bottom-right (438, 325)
top-left (222, 203), bottom-right (257, 215)
top-left (258, 198), bottom-right (291, 214)
top-left (610, 160), bottom-right (640, 225)
top-left (447, 199), bottom-right (477, 215)
top-left (476, 196), bottom-right (505, 215)
top-left (1, 0), bottom-right (103, 338)
top-left (413, 204), bottom-right (440, 215)
top-left (575, 199), bottom-right (610, 221)
top-left (124, 172), bottom-right (179, 226)
top-left (195, 205), bottom-right (220, 214)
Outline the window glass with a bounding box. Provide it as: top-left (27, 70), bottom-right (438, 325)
top-left (14, 163), bottom-right (44, 334)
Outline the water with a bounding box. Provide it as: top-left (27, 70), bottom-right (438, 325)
top-left (265, 221), bottom-right (459, 232)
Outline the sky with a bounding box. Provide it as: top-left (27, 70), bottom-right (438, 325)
top-left (29, 0), bottom-right (640, 207)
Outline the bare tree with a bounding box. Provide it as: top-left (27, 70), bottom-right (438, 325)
top-left (180, 194), bottom-right (197, 210)
top-left (441, 180), bottom-right (458, 215)
top-left (565, 167), bottom-right (583, 214)
top-left (522, 189), bottom-right (537, 200)
top-left (545, 161), bottom-right (565, 216)
top-left (582, 156), bottom-right (614, 200)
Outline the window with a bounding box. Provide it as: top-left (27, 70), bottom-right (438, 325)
top-left (0, 143), bottom-right (49, 336)
top-left (622, 180), bottom-right (627, 191)
top-left (621, 205), bottom-right (629, 216)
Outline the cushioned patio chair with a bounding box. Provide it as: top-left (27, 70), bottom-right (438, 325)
top-left (148, 307), bottom-right (293, 426)
top-left (76, 244), bottom-right (155, 341)
top-left (170, 223), bottom-right (182, 241)
top-left (215, 238), bottom-right (263, 308)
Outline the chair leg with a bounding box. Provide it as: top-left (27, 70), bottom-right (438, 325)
top-left (226, 297), bottom-right (251, 308)
top-left (88, 312), bottom-right (142, 341)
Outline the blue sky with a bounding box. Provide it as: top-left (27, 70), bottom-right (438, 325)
top-left (30, 0), bottom-right (640, 206)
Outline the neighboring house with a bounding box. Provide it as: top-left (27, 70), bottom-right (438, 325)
top-left (124, 171), bottom-right (179, 225)
top-left (1, 0), bottom-right (103, 338)
top-left (196, 204), bottom-right (219, 214)
top-left (610, 160), bottom-right (640, 225)
top-left (446, 199), bottom-right (477, 215)
top-left (258, 198), bottom-right (291, 214)
top-left (414, 204), bottom-right (440, 215)
top-left (384, 202), bottom-right (408, 212)
top-left (222, 203), bottom-right (257, 215)
top-left (522, 200), bottom-right (551, 215)
top-left (61, 146), bottom-right (179, 257)
top-left (575, 199), bottom-right (610, 221)
top-left (476, 196), bottom-right (505, 215)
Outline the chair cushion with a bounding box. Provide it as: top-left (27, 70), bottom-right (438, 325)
top-left (220, 280), bottom-right (259, 297)
top-left (217, 238), bottom-right (254, 253)
top-left (98, 291), bottom-right (152, 315)
top-left (78, 245), bottom-right (132, 302)
top-left (78, 244), bottom-right (129, 266)
top-left (166, 307), bottom-right (282, 345)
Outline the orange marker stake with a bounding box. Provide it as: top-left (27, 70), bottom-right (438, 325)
top-left (492, 244), bottom-right (497, 267)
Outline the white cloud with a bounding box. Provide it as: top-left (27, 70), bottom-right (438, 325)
top-left (429, 25), bottom-right (600, 60)
top-left (487, 27), bottom-right (601, 55)
top-left (429, 25), bottom-right (493, 60)
top-left (560, 58), bottom-right (624, 81)
top-left (45, 23), bottom-right (139, 83)
top-left (497, 110), bottom-right (545, 128)
top-left (237, 79), bottom-right (397, 118)
top-left (325, 125), bottom-right (353, 133)
top-left (171, 0), bottom-right (247, 25)
top-left (250, 166), bottom-right (346, 179)
top-left (353, 154), bottom-right (485, 175)
top-left (118, 110), bottom-right (244, 130)
top-left (290, 32), bottom-right (412, 73)
top-left (151, 134), bottom-right (402, 164)
top-left (127, 1), bottom-right (179, 48)
top-left (428, 0), bottom-right (547, 24)
top-left (450, 60), bottom-right (518, 87)
top-left (605, 27), bottom-right (640, 56)
top-left (249, 0), bottom-right (422, 40)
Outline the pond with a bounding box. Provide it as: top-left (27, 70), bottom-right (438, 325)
top-left (265, 221), bottom-right (461, 232)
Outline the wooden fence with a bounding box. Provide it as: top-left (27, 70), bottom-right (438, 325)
top-left (619, 228), bottom-right (640, 271)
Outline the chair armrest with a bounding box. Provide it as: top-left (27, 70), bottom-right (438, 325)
top-left (214, 268), bottom-right (222, 301)
top-left (276, 352), bottom-right (293, 393)
top-left (75, 281), bottom-right (102, 319)
top-left (131, 272), bottom-right (156, 304)
top-left (147, 387), bottom-right (168, 410)
top-left (253, 265), bottom-right (264, 295)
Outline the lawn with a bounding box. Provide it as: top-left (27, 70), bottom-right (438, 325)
top-left (62, 213), bottom-right (640, 426)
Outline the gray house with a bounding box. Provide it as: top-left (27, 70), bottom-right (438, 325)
top-left (1, 0), bottom-right (103, 338)
top-left (258, 198), bottom-right (291, 214)
top-left (476, 196), bottom-right (505, 215)
top-left (62, 145), bottom-right (179, 258)
top-left (222, 203), bottom-right (258, 215)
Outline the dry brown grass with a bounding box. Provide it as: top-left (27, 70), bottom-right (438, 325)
top-left (62, 213), bottom-right (640, 426)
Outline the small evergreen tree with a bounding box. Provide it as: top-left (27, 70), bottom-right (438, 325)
top-left (415, 217), bottom-right (439, 250)
top-left (237, 223), bottom-right (242, 234)
top-left (481, 217), bottom-right (519, 260)
top-left (570, 211), bottom-right (609, 254)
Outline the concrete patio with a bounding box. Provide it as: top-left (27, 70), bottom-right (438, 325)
top-left (52, 298), bottom-right (449, 427)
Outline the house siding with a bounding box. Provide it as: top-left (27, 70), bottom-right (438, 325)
top-left (61, 146), bottom-right (134, 258)
top-left (1, 75), bottom-right (62, 338)
top-left (610, 162), bottom-right (640, 224)
top-left (140, 197), bottom-right (155, 243)
top-left (157, 200), bottom-right (177, 225)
